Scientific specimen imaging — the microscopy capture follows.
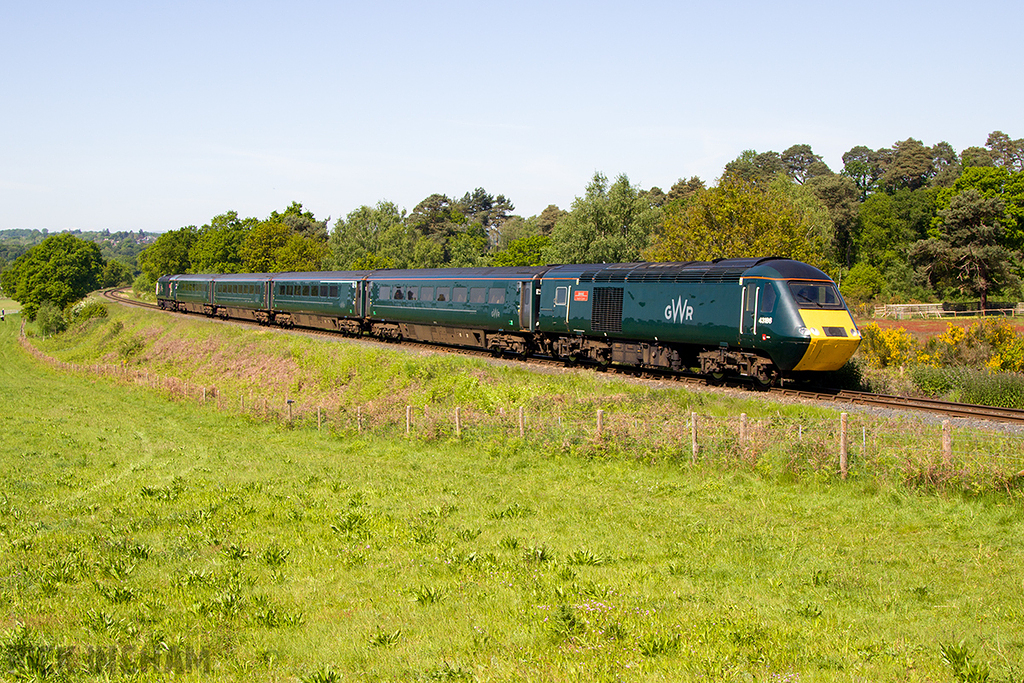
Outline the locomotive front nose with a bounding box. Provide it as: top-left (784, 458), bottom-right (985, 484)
top-left (785, 280), bottom-right (860, 372)
top-left (791, 309), bottom-right (860, 371)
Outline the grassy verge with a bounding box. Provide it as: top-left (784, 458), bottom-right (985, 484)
top-left (4, 306), bottom-right (1024, 681)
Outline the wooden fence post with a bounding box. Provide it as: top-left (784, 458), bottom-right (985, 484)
top-left (596, 409), bottom-right (604, 438)
top-left (942, 420), bottom-right (952, 467)
top-left (357, 405), bottom-right (363, 434)
top-left (839, 412), bottom-right (849, 479)
top-left (691, 412), bottom-right (698, 463)
top-left (406, 405), bottom-right (412, 435)
top-left (455, 407), bottom-right (461, 438)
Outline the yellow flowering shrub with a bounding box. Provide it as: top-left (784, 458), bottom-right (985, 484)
top-left (859, 323), bottom-right (918, 368)
top-left (924, 319), bottom-right (1023, 368)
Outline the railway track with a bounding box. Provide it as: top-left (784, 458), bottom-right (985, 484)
top-left (103, 288), bottom-right (1024, 426)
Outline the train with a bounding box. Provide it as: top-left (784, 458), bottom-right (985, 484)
top-left (156, 258), bottom-right (861, 385)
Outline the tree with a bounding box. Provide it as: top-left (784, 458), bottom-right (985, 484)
top-left (536, 205), bottom-right (567, 235)
top-left (666, 176), bottom-right (705, 205)
top-left (644, 176), bottom-right (832, 271)
top-left (100, 259), bottom-right (134, 288)
top-left (722, 150), bottom-right (785, 185)
top-left (327, 201), bottom-right (409, 269)
top-left (456, 188), bottom-right (514, 244)
top-left (782, 144), bottom-right (830, 184)
top-left (189, 212), bottom-right (254, 273)
top-left (0, 233), bottom-right (105, 320)
top-left (494, 215), bottom-right (539, 251)
top-left (961, 146), bottom-right (995, 169)
top-left (407, 194), bottom-right (463, 238)
top-left (842, 262), bottom-right (886, 302)
top-left (806, 174), bottom-right (860, 267)
top-left (910, 189), bottom-right (1018, 310)
top-left (882, 138), bottom-right (934, 191)
top-left (269, 201), bottom-right (329, 243)
top-left (934, 166), bottom-right (1024, 251)
top-left (543, 172), bottom-right (662, 264)
top-left (930, 141), bottom-right (961, 187)
top-left (492, 235), bottom-right (550, 267)
top-left (137, 226), bottom-right (197, 281)
top-left (274, 233), bottom-right (329, 272)
top-left (986, 130), bottom-right (1024, 172)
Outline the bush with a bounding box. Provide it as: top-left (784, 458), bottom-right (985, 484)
top-left (858, 323), bottom-right (917, 368)
top-left (132, 273), bottom-right (155, 300)
top-left (959, 371), bottom-right (1024, 409)
top-left (919, 320), bottom-right (1017, 368)
top-left (842, 263), bottom-right (885, 303)
top-left (829, 358), bottom-right (866, 390)
top-left (34, 301), bottom-right (66, 336)
top-left (64, 298), bottom-right (108, 325)
top-left (909, 365), bottom-right (1024, 409)
top-left (909, 365), bottom-right (960, 396)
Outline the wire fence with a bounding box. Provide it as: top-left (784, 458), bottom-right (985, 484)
top-left (19, 329), bottom-right (1024, 495)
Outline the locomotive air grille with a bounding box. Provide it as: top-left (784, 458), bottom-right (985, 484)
top-left (592, 287), bottom-right (624, 333)
top-left (823, 326), bottom-right (848, 337)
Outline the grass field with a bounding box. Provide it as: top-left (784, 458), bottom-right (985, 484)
top-left (3, 307), bottom-right (1024, 681)
top-left (0, 298), bottom-right (18, 315)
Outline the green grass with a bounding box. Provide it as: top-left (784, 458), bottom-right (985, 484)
top-left (0, 297), bottom-right (18, 315)
top-left (3, 306), bottom-right (1024, 681)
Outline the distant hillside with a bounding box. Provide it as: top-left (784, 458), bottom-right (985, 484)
top-left (0, 228), bottom-right (156, 270)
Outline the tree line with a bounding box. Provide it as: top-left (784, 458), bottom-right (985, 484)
top-left (4, 130), bottom-right (1023, 321)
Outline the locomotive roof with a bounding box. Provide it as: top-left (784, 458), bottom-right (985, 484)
top-left (545, 258), bottom-right (831, 284)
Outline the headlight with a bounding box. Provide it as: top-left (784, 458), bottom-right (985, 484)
top-left (797, 327), bottom-right (820, 337)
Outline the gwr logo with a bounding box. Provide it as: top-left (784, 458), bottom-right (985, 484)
top-left (664, 297), bottom-right (694, 323)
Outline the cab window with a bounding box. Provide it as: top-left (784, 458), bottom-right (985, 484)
top-left (789, 282), bottom-right (843, 309)
top-left (759, 284), bottom-right (777, 313)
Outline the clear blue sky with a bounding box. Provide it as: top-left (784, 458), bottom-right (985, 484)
top-left (3, 0), bottom-right (1021, 233)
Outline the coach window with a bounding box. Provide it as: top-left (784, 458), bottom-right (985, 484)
top-left (554, 287), bottom-right (568, 306)
top-left (469, 287), bottom-right (486, 304)
top-left (759, 283), bottom-right (777, 313)
top-left (436, 287), bottom-right (449, 302)
top-left (406, 287), bottom-right (417, 301)
top-left (320, 286), bottom-right (328, 297)
top-left (378, 286), bottom-right (391, 300)
top-left (421, 287), bottom-right (433, 302)
top-left (453, 287), bottom-right (468, 303)
top-left (488, 288), bottom-right (506, 305)
top-left (329, 285), bottom-right (338, 297)
top-left (394, 287), bottom-right (405, 300)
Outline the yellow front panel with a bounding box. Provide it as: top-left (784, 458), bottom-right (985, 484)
top-left (791, 309), bottom-right (861, 372)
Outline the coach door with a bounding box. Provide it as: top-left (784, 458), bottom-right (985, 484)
top-left (518, 279), bottom-right (539, 331)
